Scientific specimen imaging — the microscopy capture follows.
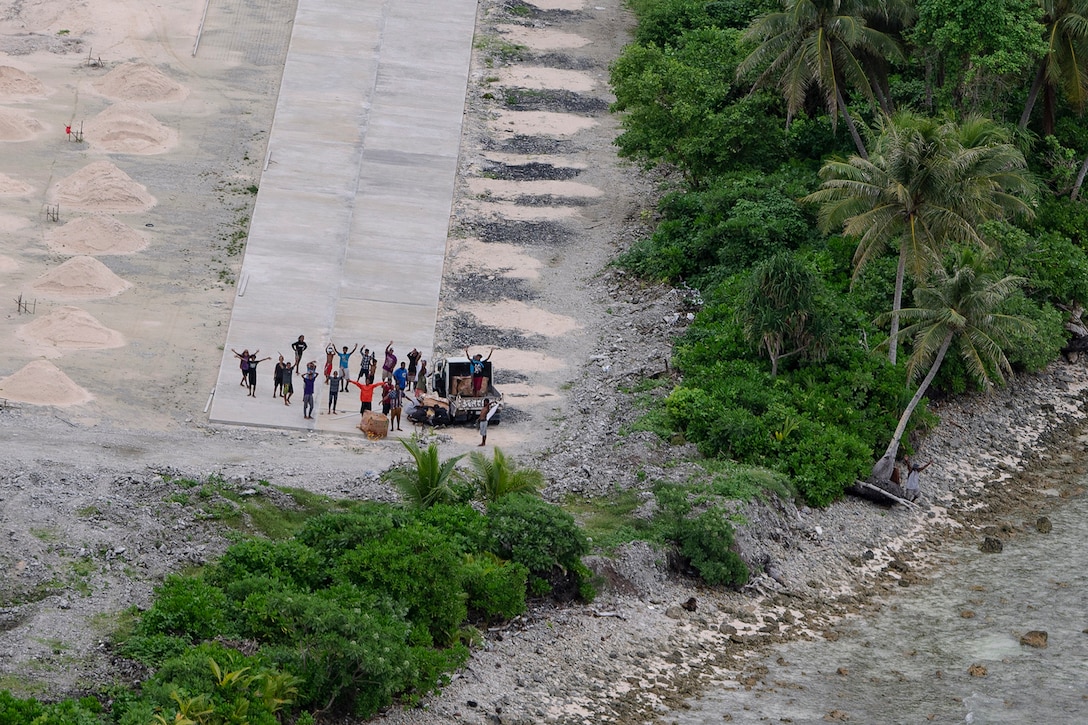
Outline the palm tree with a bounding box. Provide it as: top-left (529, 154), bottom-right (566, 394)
top-left (1019, 0), bottom-right (1088, 134)
top-left (737, 0), bottom-right (906, 158)
top-left (871, 252), bottom-right (1033, 480)
top-left (735, 252), bottom-right (832, 377)
top-left (468, 447), bottom-right (543, 501)
top-left (803, 113), bottom-right (1034, 364)
top-left (385, 439), bottom-right (465, 508)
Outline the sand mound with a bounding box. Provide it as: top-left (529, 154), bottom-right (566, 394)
top-left (93, 63), bottom-right (188, 103)
top-left (45, 215), bottom-right (148, 255)
top-left (31, 256), bottom-right (132, 299)
top-left (0, 109), bottom-right (44, 141)
top-left (0, 66), bottom-right (47, 98)
top-left (18, 306), bottom-right (125, 352)
top-left (51, 161), bottom-right (156, 213)
top-left (85, 105), bottom-right (178, 154)
top-left (0, 172), bottom-right (33, 196)
top-left (0, 360), bottom-right (93, 406)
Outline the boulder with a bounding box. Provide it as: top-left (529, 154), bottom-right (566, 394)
top-left (1020, 630), bottom-right (1048, 649)
top-left (979, 537), bottom-right (1003, 553)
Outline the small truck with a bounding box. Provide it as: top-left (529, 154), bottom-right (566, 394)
top-left (431, 356), bottom-right (502, 424)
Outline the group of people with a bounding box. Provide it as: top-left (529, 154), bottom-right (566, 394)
top-left (231, 337), bottom-right (434, 429)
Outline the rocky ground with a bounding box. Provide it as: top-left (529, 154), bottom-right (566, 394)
top-left (4, 0), bottom-right (1088, 723)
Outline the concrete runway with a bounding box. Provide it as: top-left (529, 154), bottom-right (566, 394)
top-left (208, 0), bottom-right (477, 432)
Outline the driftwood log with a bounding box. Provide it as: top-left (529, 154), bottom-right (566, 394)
top-left (848, 478), bottom-right (921, 509)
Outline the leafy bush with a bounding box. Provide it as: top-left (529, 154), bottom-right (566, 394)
top-left (334, 523), bottom-right (467, 646)
top-left (137, 575), bottom-right (231, 642)
top-left (487, 494), bottom-right (593, 601)
top-left (462, 554), bottom-right (529, 621)
top-left (675, 508), bottom-right (749, 586)
top-left (0, 692), bottom-right (102, 725)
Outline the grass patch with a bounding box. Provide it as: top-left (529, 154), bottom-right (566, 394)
top-left (565, 489), bottom-right (654, 552)
top-left (691, 460), bottom-right (794, 502)
top-left (29, 528), bottom-right (58, 542)
top-left (75, 505), bottom-right (100, 518)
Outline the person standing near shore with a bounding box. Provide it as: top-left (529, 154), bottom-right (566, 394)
top-left (904, 457), bottom-right (932, 500)
top-left (301, 362), bottom-right (318, 419)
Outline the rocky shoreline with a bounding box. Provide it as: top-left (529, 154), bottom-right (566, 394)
top-left (369, 360), bottom-right (1088, 725)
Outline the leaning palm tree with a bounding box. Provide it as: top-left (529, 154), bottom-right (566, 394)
top-left (737, 0), bottom-right (906, 158)
top-left (385, 439), bottom-right (465, 508)
top-left (1019, 0), bottom-right (1088, 134)
top-left (468, 447), bottom-right (543, 502)
top-left (871, 252), bottom-right (1033, 480)
top-left (804, 112), bottom-right (1035, 364)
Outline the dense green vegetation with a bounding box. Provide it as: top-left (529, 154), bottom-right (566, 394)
top-left (1, 460), bottom-right (595, 724)
top-left (614, 0), bottom-right (1085, 504)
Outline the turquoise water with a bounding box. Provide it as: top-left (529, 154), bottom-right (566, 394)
top-left (673, 490), bottom-right (1088, 724)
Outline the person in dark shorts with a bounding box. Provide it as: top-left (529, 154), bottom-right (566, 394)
top-left (388, 385), bottom-right (404, 431)
top-left (291, 336), bottom-right (307, 370)
top-left (282, 362), bottom-right (294, 405)
top-left (347, 379), bottom-right (385, 420)
top-left (328, 370), bottom-right (341, 413)
top-left (406, 348), bottom-right (421, 390)
top-left (247, 354), bottom-right (270, 397)
top-left (300, 363), bottom-right (318, 419)
top-left (232, 348), bottom-right (251, 388)
top-left (273, 355), bottom-right (287, 398)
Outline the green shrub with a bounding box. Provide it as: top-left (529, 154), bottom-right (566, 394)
top-left (137, 575), bottom-right (231, 642)
top-left (129, 643), bottom-right (290, 725)
top-left (486, 494), bottom-right (593, 602)
top-left (117, 632), bottom-right (189, 666)
top-left (414, 503), bottom-right (488, 553)
top-left (295, 505), bottom-right (409, 558)
top-left (205, 538), bottom-right (326, 593)
top-left (0, 692), bottom-right (103, 725)
top-left (675, 508), bottom-right (748, 586)
top-left (333, 524), bottom-right (467, 646)
top-left (462, 554), bottom-right (529, 621)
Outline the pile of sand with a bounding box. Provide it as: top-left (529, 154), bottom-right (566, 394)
top-left (0, 66), bottom-right (47, 98)
top-left (45, 215), bottom-right (148, 255)
top-left (0, 109), bottom-right (44, 141)
top-left (31, 256), bottom-right (132, 299)
top-left (93, 63), bottom-right (188, 103)
top-left (0, 360), bottom-right (93, 406)
top-left (50, 160), bottom-right (156, 213)
top-left (85, 105), bottom-right (178, 155)
top-left (489, 110), bottom-right (597, 137)
top-left (18, 306), bottom-right (125, 352)
top-left (0, 172), bottom-right (32, 196)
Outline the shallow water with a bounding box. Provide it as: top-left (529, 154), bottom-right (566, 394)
top-left (673, 489), bottom-right (1088, 724)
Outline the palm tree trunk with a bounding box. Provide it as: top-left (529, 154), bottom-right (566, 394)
top-left (1018, 64), bottom-right (1046, 129)
top-left (887, 245), bottom-right (908, 365)
top-left (1072, 150), bottom-right (1088, 201)
top-left (836, 88), bottom-right (868, 159)
top-left (872, 332), bottom-right (953, 481)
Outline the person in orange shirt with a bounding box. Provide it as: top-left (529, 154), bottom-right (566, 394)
top-left (347, 378), bottom-right (386, 420)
